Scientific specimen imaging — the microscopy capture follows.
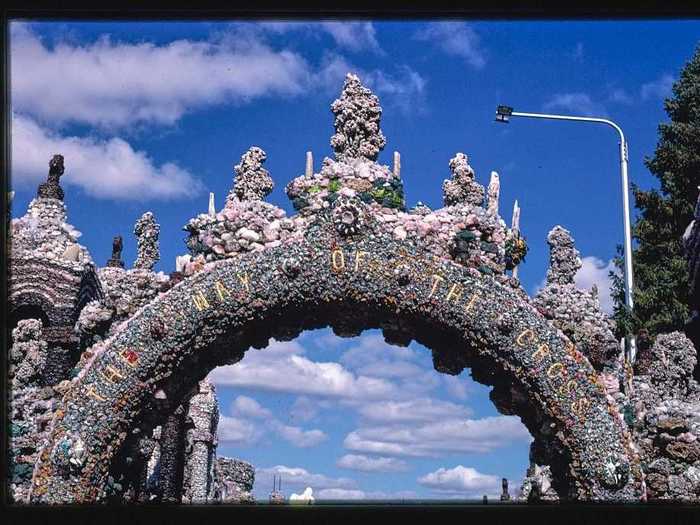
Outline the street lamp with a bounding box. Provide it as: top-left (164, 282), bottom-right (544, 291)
top-left (495, 105), bottom-right (637, 365)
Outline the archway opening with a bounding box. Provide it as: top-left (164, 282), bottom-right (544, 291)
top-left (208, 328), bottom-right (535, 502)
top-left (106, 298), bottom-right (572, 503)
top-left (8, 304), bottom-right (50, 333)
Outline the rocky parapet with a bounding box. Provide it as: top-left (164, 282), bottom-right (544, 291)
top-left (534, 226), bottom-right (619, 371)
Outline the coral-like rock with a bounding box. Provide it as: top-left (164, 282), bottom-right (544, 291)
top-left (133, 212), bottom-right (160, 270)
top-left (534, 226), bottom-right (619, 371)
top-left (228, 146), bottom-right (274, 203)
top-left (442, 153), bottom-right (485, 207)
top-left (10, 319), bottom-right (48, 388)
top-left (330, 73), bottom-right (386, 162)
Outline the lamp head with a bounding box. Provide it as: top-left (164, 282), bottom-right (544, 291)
top-left (496, 105), bottom-right (513, 123)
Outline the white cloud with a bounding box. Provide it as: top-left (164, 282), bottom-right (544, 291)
top-left (289, 396), bottom-right (321, 423)
top-left (316, 488), bottom-right (367, 500)
top-left (269, 421), bottom-right (327, 448)
top-left (289, 487), bottom-right (315, 502)
top-left (414, 22), bottom-right (486, 69)
top-left (574, 256), bottom-right (618, 315)
top-left (227, 394), bottom-right (327, 448)
top-left (217, 415), bottom-right (261, 445)
top-left (209, 340), bottom-right (398, 400)
top-left (11, 22), bottom-right (312, 129)
top-left (543, 93), bottom-right (607, 117)
top-left (256, 465), bottom-right (356, 492)
top-left (308, 487), bottom-right (419, 500)
top-left (315, 53), bottom-right (427, 115)
top-left (337, 454), bottom-right (409, 473)
top-left (344, 415), bottom-right (531, 458)
top-left (257, 21), bottom-right (382, 53)
top-left (356, 398), bottom-right (472, 423)
top-left (230, 395), bottom-right (273, 419)
top-left (11, 113), bottom-right (204, 200)
top-left (353, 359), bottom-right (424, 380)
top-left (641, 73), bottom-right (675, 101)
top-left (339, 333), bottom-right (417, 369)
top-left (443, 374), bottom-right (469, 401)
top-left (320, 22), bottom-right (382, 54)
top-left (335, 333), bottom-right (441, 398)
top-left (608, 88), bottom-right (634, 105)
top-left (364, 66), bottom-right (427, 114)
top-left (418, 465), bottom-right (500, 497)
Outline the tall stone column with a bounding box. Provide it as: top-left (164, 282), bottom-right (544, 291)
top-left (158, 404), bottom-right (187, 502)
top-left (181, 379), bottom-right (220, 503)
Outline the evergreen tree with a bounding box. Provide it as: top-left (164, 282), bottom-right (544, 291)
top-left (611, 44), bottom-right (700, 342)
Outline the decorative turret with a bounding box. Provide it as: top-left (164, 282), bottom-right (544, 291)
top-left (544, 226), bottom-right (581, 286)
top-left (442, 153), bottom-right (485, 207)
top-left (534, 225), bottom-right (619, 371)
top-left (106, 236), bottom-right (125, 268)
top-left (133, 212), bottom-right (160, 270)
top-left (226, 146), bottom-right (273, 205)
top-left (330, 73), bottom-right (386, 162)
top-left (285, 73), bottom-right (404, 215)
top-left (37, 154), bottom-right (65, 201)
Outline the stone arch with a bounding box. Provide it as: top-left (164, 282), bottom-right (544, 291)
top-left (30, 221), bottom-right (644, 503)
top-left (8, 299), bottom-right (52, 331)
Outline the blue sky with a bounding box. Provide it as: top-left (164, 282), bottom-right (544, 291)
top-left (9, 19), bottom-right (700, 500)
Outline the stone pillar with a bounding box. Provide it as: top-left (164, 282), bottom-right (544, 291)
top-left (133, 212), bottom-right (160, 270)
top-left (144, 426), bottom-right (163, 500)
top-left (181, 379), bottom-right (220, 503)
top-left (133, 435), bottom-right (158, 502)
top-left (487, 171), bottom-right (500, 215)
top-left (393, 151), bottom-right (401, 178)
top-left (158, 404), bottom-right (187, 502)
top-left (41, 327), bottom-right (80, 385)
top-left (208, 193), bottom-right (216, 217)
top-left (500, 478), bottom-right (510, 501)
top-left (511, 200), bottom-right (521, 279)
top-left (305, 151), bottom-right (313, 177)
top-left (544, 226), bottom-right (581, 286)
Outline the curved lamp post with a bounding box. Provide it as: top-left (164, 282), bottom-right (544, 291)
top-left (495, 105), bottom-right (637, 364)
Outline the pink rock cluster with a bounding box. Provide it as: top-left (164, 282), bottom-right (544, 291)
top-left (182, 197), bottom-right (306, 275)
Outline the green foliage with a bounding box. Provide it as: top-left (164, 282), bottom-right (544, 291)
top-left (369, 178), bottom-right (405, 209)
top-left (505, 232), bottom-right (529, 270)
top-left (328, 178), bottom-right (341, 193)
top-left (611, 44), bottom-right (700, 340)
